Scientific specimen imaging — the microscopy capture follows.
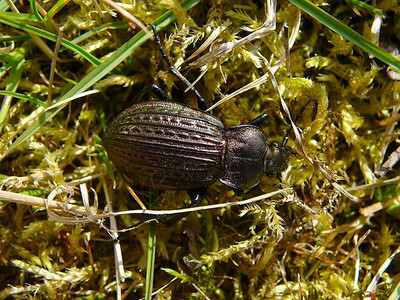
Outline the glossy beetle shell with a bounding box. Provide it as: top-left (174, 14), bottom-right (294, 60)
top-left (220, 126), bottom-right (268, 190)
top-left (103, 101), bottom-right (226, 189)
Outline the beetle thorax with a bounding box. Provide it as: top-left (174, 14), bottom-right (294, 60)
top-left (219, 125), bottom-right (268, 191)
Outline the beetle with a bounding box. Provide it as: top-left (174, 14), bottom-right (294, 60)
top-left (103, 25), bottom-right (294, 213)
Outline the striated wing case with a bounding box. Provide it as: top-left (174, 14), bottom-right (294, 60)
top-left (104, 101), bottom-right (226, 189)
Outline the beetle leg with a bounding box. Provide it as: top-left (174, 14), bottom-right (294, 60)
top-left (134, 83), bottom-right (172, 103)
top-left (151, 83), bottom-right (171, 102)
top-left (161, 188), bottom-right (207, 226)
top-left (282, 99), bottom-right (317, 146)
top-left (233, 188), bottom-right (244, 196)
top-left (150, 24), bottom-right (208, 111)
top-left (187, 187), bottom-right (208, 207)
top-left (248, 113), bottom-right (268, 127)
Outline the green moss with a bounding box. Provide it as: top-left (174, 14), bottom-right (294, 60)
top-left (1, 0), bottom-right (400, 299)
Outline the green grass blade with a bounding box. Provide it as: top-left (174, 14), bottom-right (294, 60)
top-left (30, 0), bottom-right (44, 22)
top-left (1, 0), bottom-right (201, 157)
top-left (0, 0), bottom-right (12, 12)
top-left (0, 58), bottom-right (24, 125)
top-left (43, 0), bottom-right (71, 30)
top-left (0, 91), bottom-right (47, 108)
top-left (145, 222), bottom-right (157, 300)
top-left (0, 35), bottom-right (31, 42)
top-left (145, 224), bottom-right (156, 298)
top-left (145, 189), bottom-right (158, 300)
top-left (288, 0), bottom-right (400, 71)
top-left (0, 12), bottom-right (101, 66)
top-left (0, 11), bottom-right (40, 22)
top-left (349, 0), bottom-right (385, 17)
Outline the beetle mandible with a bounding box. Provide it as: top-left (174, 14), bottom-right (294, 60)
top-left (103, 25), bottom-right (294, 211)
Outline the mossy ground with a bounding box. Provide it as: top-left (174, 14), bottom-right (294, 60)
top-left (1, 0), bottom-right (400, 299)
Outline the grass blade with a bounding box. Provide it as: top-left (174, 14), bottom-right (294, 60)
top-left (0, 91), bottom-right (47, 108)
top-left (288, 0), bottom-right (400, 71)
top-left (0, 12), bottom-right (101, 66)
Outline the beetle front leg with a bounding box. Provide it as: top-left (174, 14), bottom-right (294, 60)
top-left (248, 113), bottom-right (268, 127)
top-left (134, 83), bottom-right (172, 103)
top-left (282, 99), bottom-right (317, 146)
top-left (150, 83), bottom-right (171, 102)
top-left (151, 24), bottom-right (208, 111)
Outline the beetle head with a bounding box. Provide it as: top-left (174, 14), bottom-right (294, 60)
top-left (264, 141), bottom-right (291, 177)
top-left (263, 99), bottom-right (317, 177)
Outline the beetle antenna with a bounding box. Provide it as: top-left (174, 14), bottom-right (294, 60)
top-left (282, 99), bottom-right (316, 147)
top-left (150, 24), bottom-right (208, 111)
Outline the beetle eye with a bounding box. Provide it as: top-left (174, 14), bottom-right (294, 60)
top-left (271, 141), bottom-right (279, 148)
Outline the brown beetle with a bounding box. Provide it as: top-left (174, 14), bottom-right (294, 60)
top-left (103, 25), bottom-right (291, 210)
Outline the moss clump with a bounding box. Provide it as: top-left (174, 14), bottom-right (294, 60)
top-left (1, 0), bottom-right (400, 299)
